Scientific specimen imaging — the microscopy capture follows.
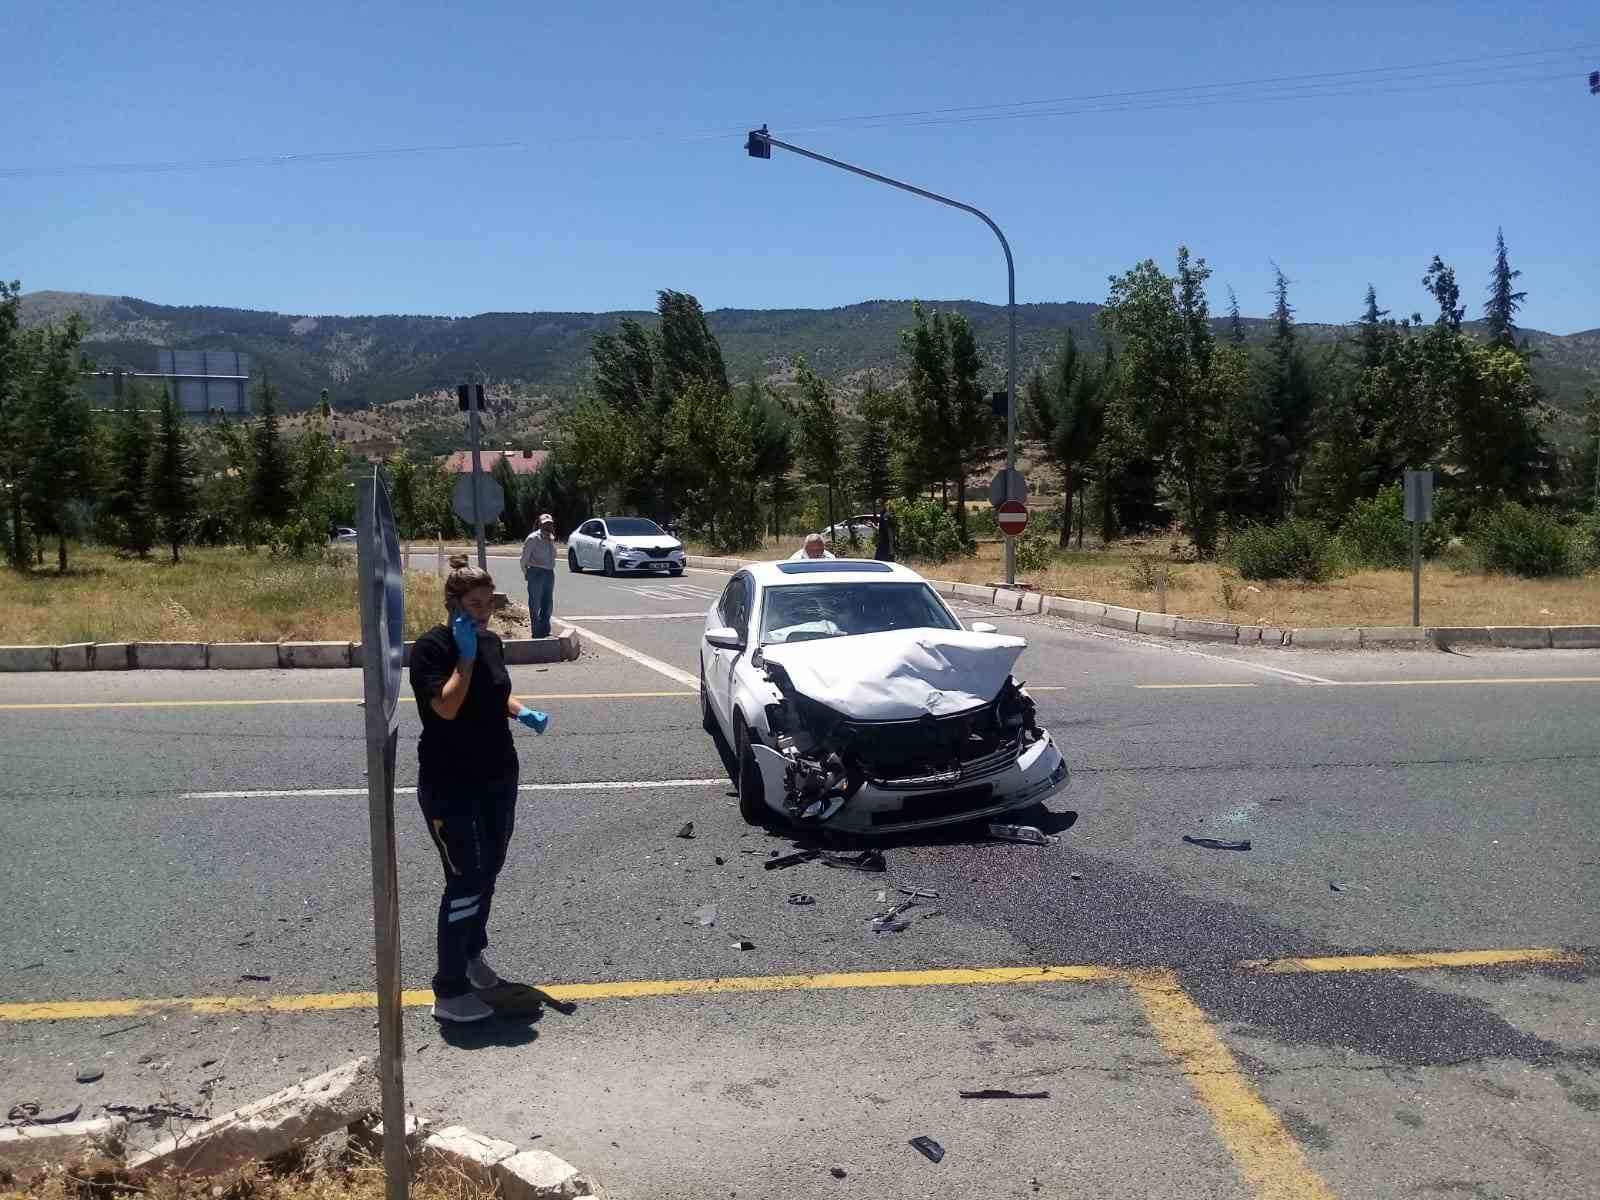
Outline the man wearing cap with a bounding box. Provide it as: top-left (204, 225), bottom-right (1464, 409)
top-left (520, 513), bottom-right (558, 638)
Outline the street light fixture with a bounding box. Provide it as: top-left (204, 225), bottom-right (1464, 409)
top-left (744, 126), bottom-right (1021, 585)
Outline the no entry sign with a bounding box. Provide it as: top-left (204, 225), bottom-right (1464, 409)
top-left (997, 500), bottom-right (1028, 537)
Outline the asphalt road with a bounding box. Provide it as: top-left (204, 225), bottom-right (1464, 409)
top-left (2, 556), bottom-right (1597, 1200)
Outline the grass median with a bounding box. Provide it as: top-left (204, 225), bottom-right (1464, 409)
top-left (0, 546), bottom-right (531, 646)
top-left (690, 536), bottom-right (1599, 628)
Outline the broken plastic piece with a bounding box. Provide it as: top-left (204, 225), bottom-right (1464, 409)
top-left (75, 1068), bottom-right (103, 1084)
top-left (899, 886), bottom-right (940, 899)
top-left (821, 848), bottom-right (886, 872)
top-left (1183, 836), bottom-right (1251, 851)
top-left (959, 1089), bottom-right (1051, 1100)
top-left (910, 1136), bottom-right (945, 1163)
top-left (787, 893), bottom-right (815, 906)
top-left (988, 823), bottom-right (1056, 845)
top-left (763, 848), bottom-right (821, 871)
top-left (676, 822), bottom-right (695, 839)
top-left (690, 903), bottom-right (718, 927)
top-left (732, 940), bottom-right (754, 951)
top-left (871, 917), bottom-right (909, 933)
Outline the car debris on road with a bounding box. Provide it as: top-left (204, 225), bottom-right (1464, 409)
top-left (1182, 836), bottom-right (1252, 851)
top-left (958, 1089), bottom-right (1051, 1100)
top-left (989, 822), bottom-right (1056, 845)
top-left (910, 1136), bottom-right (946, 1163)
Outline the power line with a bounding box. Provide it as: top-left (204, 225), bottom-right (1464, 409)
top-left (2, 42), bottom-right (1594, 181)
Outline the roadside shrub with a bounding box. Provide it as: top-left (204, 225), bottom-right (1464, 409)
top-left (890, 497), bottom-right (965, 563)
top-left (1226, 519), bottom-right (1344, 583)
top-left (968, 505), bottom-right (999, 538)
top-left (265, 518), bottom-right (331, 562)
top-left (1467, 502), bottom-right (1591, 578)
top-left (1339, 484), bottom-right (1445, 568)
top-left (1013, 528), bottom-right (1055, 574)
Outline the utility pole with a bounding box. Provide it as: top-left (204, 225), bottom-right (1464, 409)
top-left (744, 126), bottom-right (1021, 584)
top-left (458, 383), bottom-right (489, 571)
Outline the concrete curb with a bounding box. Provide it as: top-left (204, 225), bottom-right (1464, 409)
top-left (422, 1124), bottom-right (606, 1198)
top-left (0, 633), bottom-right (581, 672)
top-left (0, 1117), bottom-right (127, 1169)
top-left (680, 554), bottom-right (1596, 653)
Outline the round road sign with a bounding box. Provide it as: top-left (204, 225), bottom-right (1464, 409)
top-left (997, 500), bottom-right (1028, 537)
top-left (451, 472), bottom-right (505, 526)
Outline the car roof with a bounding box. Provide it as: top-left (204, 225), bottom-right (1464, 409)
top-left (742, 559), bottom-right (930, 587)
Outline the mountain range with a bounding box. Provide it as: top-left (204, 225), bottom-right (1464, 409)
top-left (20, 291), bottom-right (1600, 438)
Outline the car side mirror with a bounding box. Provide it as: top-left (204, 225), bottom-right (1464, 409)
top-left (705, 627), bottom-right (745, 651)
top-left (970, 621), bottom-right (999, 634)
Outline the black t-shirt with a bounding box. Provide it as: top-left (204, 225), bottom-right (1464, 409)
top-left (410, 624), bottom-right (517, 785)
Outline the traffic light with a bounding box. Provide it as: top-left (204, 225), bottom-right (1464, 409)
top-left (746, 126), bottom-right (771, 159)
top-left (457, 383), bottom-right (485, 412)
top-left (1590, 70), bottom-right (1599, 95)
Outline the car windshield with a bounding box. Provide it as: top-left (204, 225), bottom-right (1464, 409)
top-left (606, 518), bottom-right (665, 536)
top-left (759, 582), bottom-right (960, 645)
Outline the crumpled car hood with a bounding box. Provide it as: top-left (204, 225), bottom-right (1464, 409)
top-left (761, 628), bottom-right (1027, 720)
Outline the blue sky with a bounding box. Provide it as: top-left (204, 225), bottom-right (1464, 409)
top-left (4, 1), bottom-right (1597, 332)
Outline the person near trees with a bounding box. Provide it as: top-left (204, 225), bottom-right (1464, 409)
top-left (409, 556), bottom-right (549, 1024)
top-left (519, 512), bottom-right (558, 638)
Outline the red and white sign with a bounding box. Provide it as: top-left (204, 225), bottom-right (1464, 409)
top-left (997, 500), bottom-right (1028, 537)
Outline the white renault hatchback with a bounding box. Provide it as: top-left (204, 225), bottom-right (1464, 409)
top-left (566, 516), bottom-right (685, 576)
top-left (699, 560), bottom-right (1069, 833)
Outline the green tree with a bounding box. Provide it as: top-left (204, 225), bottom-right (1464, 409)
top-left (387, 455), bottom-right (421, 539)
top-left (1256, 267), bottom-right (1318, 521)
top-left (792, 359), bottom-right (847, 540)
top-left (490, 454), bottom-right (527, 540)
top-left (1483, 227), bottom-right (1526, 352)
top-left (292, 420), bottom-right (350, 536)
top-left (740, 380), bottom-right (795, 540)
top-left (899, 302), bottom-right (997, 539)
top-left (249, 375), bottom-right (293, 525)
top-left (0, 281), bottom-right (30, 567)
top-left (663, 380), bottom-right (759, 549)
top-left (554, 398), bottom-right (644, 511)
top-left (1025, 330), bottom-right (1106, 546)
top-left (1357, 284), bottom-right (1389, 370)
top-left (853, 375), bottom-right (896, 524)
top-left (111, 384), bottom-right (157, 558)
top-left (151, 387), bottom-right (197, 563)
top-left (1226, 287), bottom-right (1246, 346)
top-left (22, 316), bottom-right (96, 571)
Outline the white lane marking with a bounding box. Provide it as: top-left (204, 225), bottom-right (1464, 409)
top-left (560, 612), bottom-right (705, 621)
top-left (563, 622), bottom-right (701, 688)
top-left (1051, 625), bottom-right (1334, 685)
top-left (181, 778), bottom-right (727, 800)
top-left (609, 583), bottom-right (720, 601)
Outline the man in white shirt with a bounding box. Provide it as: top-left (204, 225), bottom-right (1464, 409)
top-left (520, 513), bottom-right (558, 637)
top-left (788, 533), bottom-right (835, 561)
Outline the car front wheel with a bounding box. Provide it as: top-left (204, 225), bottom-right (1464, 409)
top-left (733, 717), bottom-right (767, 826)
top-left (700, 664), bottom-right (716, 733)
top-left (603, 552), bottom-right (617, 577)
top-left (567, 547), bottom-right (582, 573)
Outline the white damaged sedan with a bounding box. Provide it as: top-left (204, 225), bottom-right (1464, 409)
top-left (699, 560), bottom-right (1069, 834)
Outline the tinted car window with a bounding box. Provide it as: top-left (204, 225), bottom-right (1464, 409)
top-left (581, 521), bottom-right (603, 537)
top-left (716, 578), bottom-right (742, 629)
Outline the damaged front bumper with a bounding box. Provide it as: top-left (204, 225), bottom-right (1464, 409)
top-left (751, 730), bottom-right (1069, 835)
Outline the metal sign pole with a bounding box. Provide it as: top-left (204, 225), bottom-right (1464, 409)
top-left (1404, 468), bottom-right (1432, 630)
top-left (468, 387), bottom-right (489, 572)
top-left (356, 470), bottom-right (408, 1200)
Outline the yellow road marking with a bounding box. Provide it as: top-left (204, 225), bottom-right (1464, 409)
top-left (0, 690), bottom-right (695, 712)
top-left (2, 948), bottom-right (1579, 1024)
top-left (1128, 968), bottom-right (1337, 1200)
top-left (1136, 683), bottom-right (1259, 690)
top-left (0, 965), bottom-right (1116, 1022)
top-left (1245, 947), bottom-right (1575, 974)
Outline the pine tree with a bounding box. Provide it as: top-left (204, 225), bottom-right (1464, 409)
top-left (111, 384), bottom-right (157, 558)
top-left (1423, 256), bottom-right (1464, 332)
top-left (1226, 288), bottom-right (1246, 346)
top-left (1257, 266), bottom-right (1317, 521)
top-left (151, 387), bottom-right (197, 563)
top-left (0, 281), bottom-right (29, 567)
top-left (1483, 227), bottom-right (1526, 352)
top-left (792, 359), bottom-right (846, 540)
top-left (249, 374), bottom-right (293, 525)
top-left (1357, 284), bottom-right (1389, 370)
top-left (22, 316), bottom-right (96, 572)
top-left (853, 375), bottom-right (896, 522)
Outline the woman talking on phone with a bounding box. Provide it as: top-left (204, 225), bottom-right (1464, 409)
top-left (410, 556), bottom-right (549, 1024)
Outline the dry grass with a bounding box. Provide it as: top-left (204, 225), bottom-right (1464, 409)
top-left (696, 536), bottom-right (1600, 628)
top-left (0, 547), bottom-right (528, 645)
top-left (4, 1151), bottom-right (497, 1200)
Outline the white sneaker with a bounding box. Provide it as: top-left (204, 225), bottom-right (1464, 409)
top-left (430, 992), bottom-right (495, 1023)
top-left (466, 954), bottom-right (502, 990)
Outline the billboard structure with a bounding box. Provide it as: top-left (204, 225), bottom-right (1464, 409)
top-left (154, 349), bottom-right (251, 414)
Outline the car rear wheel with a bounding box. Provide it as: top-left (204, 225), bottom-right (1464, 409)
top-left (733, 717), bottom-right (767, 826)
top-left (604, 552), bottom-right (617, 577)
top-left (699, 665), bottom-right (716, 734)
top-left (567, 547), bottom-right (582, 573)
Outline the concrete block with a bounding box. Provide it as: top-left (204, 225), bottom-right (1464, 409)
top-left (130, 1058), bottom-right (378, 1176)
top-left (1173, 618), bottom-right (1239, 643)
top-left (1360, 626), bottom-right (1429, 646)
top-left (992, 588), bottom-right (1025, 612)
top-left (929, 578), bottom-right (960, 599)
top-left (209, 642), bottom-right (281, 670)
top-left (1428, 626), bottom-right (1493, 647)
top-left (348, 1114), bottom-right (430, 1159)
top-left (1259, 627), bottom-right (1287, 646)
top-left (1551, 625), bottom-right (1600, 650)
top-left (558, 625), bottom-right (582, 661)
top-left (131, 641), bottom-right (208, 669)
top-left (1234, 626), bottom-right (1262, 645)
top-left (1488, 626), bottom-right (1553, 649)
top-left (278, 641), bottom-right (352, 669)
top-left (496, 1147), bottom-right (596, 1200)
top-left (421, 1125), bottom-right (519, 1187)
top-left (1099, 605), bottom-right (1140, 632)
top-left (1017, 591), bottom-right (1044, 615)
top-left (1136, 611), bottom-right (1178, 637)
top-left (93, 643), bottom-right (134, 670)
top-left (54, 642), bottom-right (94, 670)
top-left (1043, 596), bottom-right (1105, 623)
top-left (952, 583), bottom-right (997, 605)
top-left (1287, 626), bottom-right (1360, 648)
top-left (0, 645), bottom-right (55, 672)
top-left (0, 1117), bottom-right (127, 1168)
top-left (503, 638), bottom-right (562, 666)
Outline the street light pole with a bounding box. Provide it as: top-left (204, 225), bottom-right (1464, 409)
top-left (746, 127), bottom-right (1020, 585)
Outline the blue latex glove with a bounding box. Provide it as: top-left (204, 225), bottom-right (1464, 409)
top-left (451, 613), bottom-right (478, 661)
top-left (516, 708), bottom-right (550, 734)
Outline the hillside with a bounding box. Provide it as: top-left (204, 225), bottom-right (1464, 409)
top-left (20, 291), bottom-right (1599, 442)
